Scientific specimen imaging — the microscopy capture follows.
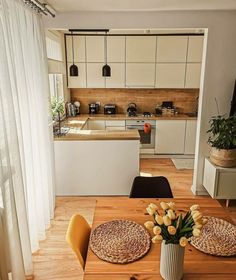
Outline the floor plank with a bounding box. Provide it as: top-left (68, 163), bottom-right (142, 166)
top-left (32, 158), bottom-right (236, 280)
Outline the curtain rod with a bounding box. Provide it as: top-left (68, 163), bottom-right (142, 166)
top-left (23, 0), bottom-right (55, 17)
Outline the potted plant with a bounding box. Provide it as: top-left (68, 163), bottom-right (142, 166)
top-left (144, 202), bottom-right (207, 280)
top-left (207, 114), bottom-right (236, 167)
top-left (51, 97), bottom-right (65, 136)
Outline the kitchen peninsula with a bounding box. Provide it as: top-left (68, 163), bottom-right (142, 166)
top-left (54, 116), bottom-right (140, 195)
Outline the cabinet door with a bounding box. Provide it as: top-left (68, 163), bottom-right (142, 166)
top-left (185, 63), bottom-right (201, 88)
top-left (105, 120), bottom-right (126, 127)
top-left (184, 120), bottom-right (197, 154)
top-left (66, 36), bottom-right (86, 63)
top-left (156, 36), bottom-right (188, 63)
top-left (187, 36), bottom-right (204, 63)
top-left (67, 63), bottom-right (86, 88)
top-left (107, 36), bottom-right (125, 62)
top-left (88, 120), bottom-right (105, 130)
top-left (86, 36), bottom-right (104, 62)
top-left (87, 63), bottom-right (105, 88)
top-left (155, 63), bottom-right (185, 88)
top-left (126, 36), bottom-right (156, 62)
top-left (105, 63), bottom-right (125, 88)
top-left (126, 63), bottom-right (155, 87)
top-left (155, 120), bottom-right (186, 154)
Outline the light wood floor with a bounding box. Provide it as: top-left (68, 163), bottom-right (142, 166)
top-left (32, 158), bottom-right (236, 280)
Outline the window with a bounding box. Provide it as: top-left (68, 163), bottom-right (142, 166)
top-left (49, 74), bottom-right (64, 101)
top-left (46, 31), bottom-right (63, 61)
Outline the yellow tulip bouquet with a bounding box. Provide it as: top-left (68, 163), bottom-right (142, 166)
top-left (144, 202), bottom-right (208, 247)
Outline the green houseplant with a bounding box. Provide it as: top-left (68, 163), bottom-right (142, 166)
top-left (51, 97), bottom-right (65, 135)
top-left (207, 114), bottom-right (236, 167)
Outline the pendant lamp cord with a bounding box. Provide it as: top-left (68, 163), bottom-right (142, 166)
top-left (104, 31), bottom-right (107, 64)
top-left (71, 31), bottom-right (75, 64)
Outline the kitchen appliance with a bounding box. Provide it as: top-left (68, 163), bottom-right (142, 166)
top-left (89, 103), bottom-right (100, 114)
top-left (142, 112), bottom-right (153, 118)
top-left (104, 104), bottom-right (116, 115)
top-left (127, 103), bottom-right (137, 117)
top-left (126, 120), bottom-right (156, 151)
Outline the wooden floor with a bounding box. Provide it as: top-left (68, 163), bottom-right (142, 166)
top-left (32, 158), bottom-right (236, 280)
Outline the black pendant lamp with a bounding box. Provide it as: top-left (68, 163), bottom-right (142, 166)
top-left (69, 32), bottom-right (78, 76)
top-left (102, 31), bottom-right (111, 77)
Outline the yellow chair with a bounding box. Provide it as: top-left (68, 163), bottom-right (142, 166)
top-left (66, 214), bottom-right (91, 269)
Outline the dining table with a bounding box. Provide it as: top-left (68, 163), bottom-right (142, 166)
top-left (84, 197), bottom-right (236, 280)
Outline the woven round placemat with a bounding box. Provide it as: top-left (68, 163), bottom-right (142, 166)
top-left (190, 216), bottom-right (236, 256)
top-left (90, 219), bottom-right (151, 264)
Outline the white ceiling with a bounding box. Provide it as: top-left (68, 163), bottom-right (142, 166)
top-left (46, 0), bottom-right (236, 13)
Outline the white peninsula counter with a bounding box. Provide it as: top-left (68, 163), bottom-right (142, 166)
top-left (54, 117), bottom-right (140, 195)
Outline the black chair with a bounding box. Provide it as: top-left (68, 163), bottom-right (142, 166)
top-left (129, 176), bottom-right (173, 198)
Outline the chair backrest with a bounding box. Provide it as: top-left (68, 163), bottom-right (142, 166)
top-left (66, 214), bottom-right (91, 269)
top-left (129, 176), bottom-right (173, 198)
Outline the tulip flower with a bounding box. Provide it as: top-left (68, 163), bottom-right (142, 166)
top-left (160, 201), bottom-right (169, 211)
top-left (163, 215), bottom-right (172, 226)
top-left (167, 225), bottom-right (177, 235)
top-left (152, 235), bottom-right (163, 243)
top-left (167, 209), bottom-right (176, 220)
top-left (144, 221), bottom-right (154, 230)
top-left (153, 226), bottom-right (162, 235)
top-left (190, 204), bottom-right (200, 212)
top-left (179, 237), bottom-right (188, 247)
top-left (155, 215), bottom-right (164, 225)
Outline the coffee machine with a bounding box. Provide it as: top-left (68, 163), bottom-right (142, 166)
top-left (89, 103), bottom-right (100, 114)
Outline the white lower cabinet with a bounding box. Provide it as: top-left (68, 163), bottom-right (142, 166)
top-left (184, 120), bottom-right (197, 154)
top-left (105, 120), bottom-right (126, 131)
top-left (155, 120), bottom-right (186, 154)
top-left (88, 120), bottom-right (105, 130)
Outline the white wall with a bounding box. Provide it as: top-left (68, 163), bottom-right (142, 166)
top-left (43, 11), bottom-right (236, 194)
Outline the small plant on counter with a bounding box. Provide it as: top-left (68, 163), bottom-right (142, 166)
top-left (144, 202), bottom-right (208, 247)
top-left (51, 97), bottom-right (65, 135)
top-left (51, 97), bottom-right (65, 120)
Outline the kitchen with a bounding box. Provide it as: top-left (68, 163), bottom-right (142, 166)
top-left (51, 30), bottom-right (201, 195)
top-left (2, 1), bottom-right (236, 280)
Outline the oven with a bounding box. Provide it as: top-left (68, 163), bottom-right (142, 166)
top-left (126, 120), bottom-right (156, 149)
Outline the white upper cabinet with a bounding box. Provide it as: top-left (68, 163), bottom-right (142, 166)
top-left (155, 63), bottom-right (185, 88)
top-left (66, 36), bottom-right (86, 63)
top-left (187, 36), bottom-right (204, 63)
top-left (126, 36), bottom-right (156, 62)
top-left (156, 36), bottom-right (188, 63)
top-left (126, 63), bottom-right (155, 87)
top-left (107, 36), bottom-right (126, 62)
top-left (87, 63), bottom-right (105, 88)
top-left (105, 63), bottom-right (125, 88)
top-left (185, 63), bottom-right (201, 88)
top-left (67, 63), bottom-right (86, 88)
top-left (86, 36), bottom-right (104, 62)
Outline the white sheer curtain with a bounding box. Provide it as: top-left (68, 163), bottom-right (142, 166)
top-left (0, 0), bottom-right (55, 278)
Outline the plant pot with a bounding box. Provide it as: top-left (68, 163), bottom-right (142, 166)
top-left (160, 241), bottom-right (185, 280)
top-left (210, 147), bottom-right (236, 168)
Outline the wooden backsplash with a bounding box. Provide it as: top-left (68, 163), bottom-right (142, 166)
top-left (71, 88), bottom-right (199, 114)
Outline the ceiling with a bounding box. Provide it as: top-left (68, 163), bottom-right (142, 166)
top-left (46, 0), bottom-right (236, 13)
